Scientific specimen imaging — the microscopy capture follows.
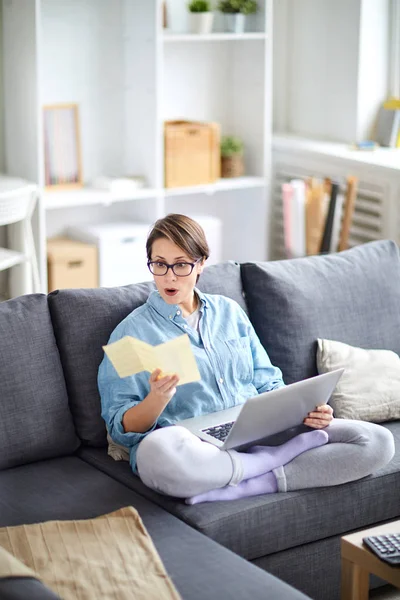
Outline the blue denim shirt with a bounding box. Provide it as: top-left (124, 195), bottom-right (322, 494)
top-left (98, 289), bottom-right (284, 471)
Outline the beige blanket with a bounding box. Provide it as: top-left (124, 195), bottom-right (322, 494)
top-left (0, 506), bottom-right (181, 600)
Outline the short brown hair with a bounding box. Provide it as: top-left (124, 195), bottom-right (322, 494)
top-left (146, 214), bottom-right (210, 262)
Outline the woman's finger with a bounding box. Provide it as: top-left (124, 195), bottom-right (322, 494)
top-left (149, 368), bottom-right (162, 383)
top-left (157, 374), bottom-right (179, 393)
top-left (308, 411), bottom-right (333, 420)
top-left (316, 404), bottom-right (333, 415)
top-left (304, 418), bottom-right (331, 428)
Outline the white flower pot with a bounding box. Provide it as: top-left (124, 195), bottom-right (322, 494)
top-left (189, 12), bottom-right (214, 34)
top-left (225, 13), bottom-right (246, 34)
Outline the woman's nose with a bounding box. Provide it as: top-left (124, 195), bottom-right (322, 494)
top-left (165, 267), bottom-right (177, 281)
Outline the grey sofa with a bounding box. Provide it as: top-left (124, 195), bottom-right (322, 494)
top-left (1, 239), bottom-right (399, 600)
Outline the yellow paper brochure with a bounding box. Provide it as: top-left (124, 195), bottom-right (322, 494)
top-left (103, 334), bottom-right (201, 386)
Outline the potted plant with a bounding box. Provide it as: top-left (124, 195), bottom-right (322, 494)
top-left (221, 136), bottom-right (244, 178)
top-left (218, 0), bottom-right (257, 34)
top-left (188, 1), bottom-right (214, 35)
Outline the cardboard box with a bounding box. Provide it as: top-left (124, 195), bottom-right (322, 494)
top-left (47, 237), bottom-right (98, 292)
top-left (66, 222), bottom-right (151, 287)
top-left (164, 120), bottom-right (220, 188)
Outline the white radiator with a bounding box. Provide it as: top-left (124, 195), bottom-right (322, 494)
top-left (270, 162), bottom-right (387, 261)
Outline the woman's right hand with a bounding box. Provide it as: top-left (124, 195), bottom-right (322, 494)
top-left (148, 368), bottom-right (180, 406)
top-left (122, 369), bottom-right (180, 434)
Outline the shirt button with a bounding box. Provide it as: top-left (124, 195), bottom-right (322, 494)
top-left (183, 324), bottom-right (187, 328)
top-left (169, 315), bottom-right (172, 319)
top-left (219, 378), bottom-right (224, 384)
top-left (176, 310), bottom-right (181, 316)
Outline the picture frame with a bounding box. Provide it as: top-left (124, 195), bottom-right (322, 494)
top-left (43, 103), bottom-right (83, 190)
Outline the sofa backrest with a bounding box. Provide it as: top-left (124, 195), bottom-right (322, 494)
top-left (241, 240), bottom-right (400, 384)
top-left (48, 261), bottom-right (244, 447)
top-left (0, 294), bottom-right (79, 470)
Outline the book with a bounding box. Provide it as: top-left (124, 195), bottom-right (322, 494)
top-left (329, 191), bottom-right (344, 253)
top-left (338, 176), bottom-right (358, 252)
top-left (103, 333), bottom-right (201, 385)
top-left (305, 178), bottom-right (330, 256)
top-left (290, 179), bottom-right (307, 258)
top-left (375, 106), bottom-right (400, 147)
top-left (282, 183), bottom-right (294, 258)
top-left (319, 182), bottom-right (340, 254)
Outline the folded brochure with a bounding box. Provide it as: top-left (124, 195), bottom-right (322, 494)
top-left (103, 333), bottom-right (201, 386)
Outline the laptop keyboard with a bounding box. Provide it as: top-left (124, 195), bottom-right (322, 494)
top-left (202, 421), bottom-right (235, 442)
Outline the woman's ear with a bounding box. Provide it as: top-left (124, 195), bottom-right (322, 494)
top-left (198, 257), bottom-right (206, 274)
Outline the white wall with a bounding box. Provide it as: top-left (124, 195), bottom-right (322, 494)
top-left (273, 0), bottom-right (390, 143)
top-left (357, 0), bottom-right (390, 140)
top-left (0, 2), bottom-right (7, 298)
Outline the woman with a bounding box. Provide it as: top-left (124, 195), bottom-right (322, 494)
top-left (98, 214), bottom-right (394, 504)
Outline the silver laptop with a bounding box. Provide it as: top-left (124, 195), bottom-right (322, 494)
top-left (178, 368), bottom-right (344, 451)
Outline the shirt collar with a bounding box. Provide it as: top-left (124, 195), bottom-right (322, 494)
top-left (147, 288), bottom-right (208, 320)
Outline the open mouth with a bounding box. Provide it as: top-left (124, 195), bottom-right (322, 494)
top-left (164, 288), bottom-right (178, 297)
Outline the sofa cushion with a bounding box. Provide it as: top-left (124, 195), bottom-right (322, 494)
top-left (198, 260), bottom-right (247, 313)
top-left (241, 240), bottom-right (400, 383)
top-left (48, 261), bottom-right (245, 447)
top-left (0, 457), bottom-right (308, 600)
top-left (78, 421), bottom-right (400, 563)
top-left (48, 283), bottom-right (155, 447)
top-left (317, 338), bottom-right (400, 421)
top-left (0, 294), bottom-right (79, 469)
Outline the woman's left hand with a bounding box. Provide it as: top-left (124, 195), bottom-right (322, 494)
top-left (303, 404), bottom-right (334, 429)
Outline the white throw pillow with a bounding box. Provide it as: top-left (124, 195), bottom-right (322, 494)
top-left (317, 338), bottom-right (400, 422)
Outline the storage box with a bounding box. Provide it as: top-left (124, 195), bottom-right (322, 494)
top-left (164, 120), bottom-right (221, 188)
top-left (66, 222), bottom-right (152, 288)
top-left (47, 238), bottom-right (98, 292)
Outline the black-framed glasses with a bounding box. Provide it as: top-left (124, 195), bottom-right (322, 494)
top-left (147, 259), bottom-right (201, 277)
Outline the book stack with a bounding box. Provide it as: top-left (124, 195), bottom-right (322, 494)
top-left (282, 176), bottom-right (357, 258)
top-left (375, 98), bottom-right (400, 148)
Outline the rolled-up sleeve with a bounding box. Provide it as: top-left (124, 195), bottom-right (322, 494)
top-left (98, 328), bottom-right (157, 448)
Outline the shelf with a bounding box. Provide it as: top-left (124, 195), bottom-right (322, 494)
top-left (43, 177), bottom-right (266, 209)
top-left (273, 134), bottom-right (400, 173)
top-left (164, 176), bottom-right (267, 197)
top-left (163, 32), bottom-right (267, 42)
top-left (44, 187), bottom-right (158, 210)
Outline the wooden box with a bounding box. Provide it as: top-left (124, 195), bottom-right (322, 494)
top-left (164, 120), bottom-right (221, 188)
top-left (47, 237), bottom-right (98, 292)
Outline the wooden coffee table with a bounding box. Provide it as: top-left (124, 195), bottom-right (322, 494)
top-left (341, 520), bottom-right (400, 599)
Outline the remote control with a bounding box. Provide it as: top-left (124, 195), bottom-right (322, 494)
top-left (363, 533), bottom-right (400, 565)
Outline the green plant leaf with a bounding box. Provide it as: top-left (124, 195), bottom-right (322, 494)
top-left (188, 0), bottom-right (211, 12)
top-left (220, 135), bottom-right (244, 157)
top-left (218, 0), bottom-right (257, 14)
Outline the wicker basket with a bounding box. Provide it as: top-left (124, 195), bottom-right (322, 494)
top-left (221, 154), bottom-right (244, 178)
top-left (164, 121), bottom-right (220, 188)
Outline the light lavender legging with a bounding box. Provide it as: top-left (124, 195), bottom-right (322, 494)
top-left (136, 419), bottom-right (395, 498)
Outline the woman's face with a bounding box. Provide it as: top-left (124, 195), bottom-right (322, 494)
top-left (150, 237), bottom-right (204, 309)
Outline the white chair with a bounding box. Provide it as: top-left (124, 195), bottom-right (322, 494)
top-left (0, 185), bottom-right (41, 294)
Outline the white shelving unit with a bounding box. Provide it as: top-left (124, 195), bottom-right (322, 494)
top-left (2, 0), bottom-right (273, 295)
top-left (163, 32), bottom-right (267, 42)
